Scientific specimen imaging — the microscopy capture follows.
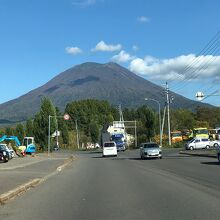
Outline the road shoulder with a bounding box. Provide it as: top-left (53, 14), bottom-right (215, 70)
top-left (0, 153), bottom-right (76, 205)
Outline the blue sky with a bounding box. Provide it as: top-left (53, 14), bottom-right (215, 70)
top-left (0, 0), bottom-right (220, 106)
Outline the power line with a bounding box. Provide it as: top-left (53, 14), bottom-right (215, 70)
top-left (171, 36), bottom-right (220, 91)
top-left (167, 31), bottom-right (220, 85)
top-left (172, 46), bottom-right (220, 92)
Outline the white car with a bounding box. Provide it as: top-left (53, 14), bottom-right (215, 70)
top-left (210, 140), bottom-right (220, 148)
top-left (185, 138), bottom-right (210, 150)
top-left (103, 141), bottom-right (117, 157)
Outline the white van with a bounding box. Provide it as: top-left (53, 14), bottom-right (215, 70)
top-left (185, 138), bottom-right (210, 150)
top-left (103, 141), bottom-right (117, 157)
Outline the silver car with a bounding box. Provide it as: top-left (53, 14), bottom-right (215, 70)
top-left (140, 142), bottom-right (162, 159)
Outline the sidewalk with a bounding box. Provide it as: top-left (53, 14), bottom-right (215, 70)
top-left (0, 151), bottom-right (75, 200)
top-left (179, 149), bottom-right (217, 158)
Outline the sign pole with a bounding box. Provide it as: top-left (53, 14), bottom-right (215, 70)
top-left (48, 115), bottom-right (51, 156)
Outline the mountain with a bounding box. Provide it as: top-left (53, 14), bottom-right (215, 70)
top-left (0, 62), bottom-right (210, 123)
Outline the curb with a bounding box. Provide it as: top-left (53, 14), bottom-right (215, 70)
top-left (56, 155), bottom-right (76, 172)
top-left (179, 151), bottom-right (216, 158)
top-left (0, 155), bottom-right (77, 205)
top-left (41, 155), bottom-right (77, 182)
top-left (0, 178), bottom-right (41, 205)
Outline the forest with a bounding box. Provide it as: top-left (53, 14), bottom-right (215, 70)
top-left (1, 97), bottom-right (220, 150)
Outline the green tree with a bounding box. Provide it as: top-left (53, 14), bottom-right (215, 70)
top-left (136, 106), bottom-right (156, 141)
top-left (171, 109), bottom-right (195, 130)
top-left (0, 128), bottom-right (5, 137)
top-left (25, 119), bottom-right (34, 137)
top-left (61, 123), bottom-right (69, 145)
top-left (89, 121), bottom-right (99, 143)
top-left (65, 99), bottom-right (117, 142)
top-left (33, 97), bottom-right (57, 150)
top-left (195, 107), bottom-right (220, 128)
top-left (15, 123), bottom-right (25, 143)
top-left (123, 107), bottom-right (136, 121)
top-left (5, 127), bottom-right (15, 136)
top-left (145, 108), bottom-right (156, 141)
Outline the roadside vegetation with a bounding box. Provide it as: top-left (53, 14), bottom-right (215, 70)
top-left (1, 97), bottom-right (220, 151)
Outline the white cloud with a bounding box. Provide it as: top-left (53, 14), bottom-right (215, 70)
top-left (129, 54), bottom-right (220, 81)
top-left (66, 47), bottom-right (82, 55)
top-left (92, 41), bottom-right (122, 52)
top-left (72, 0), bottom-right (97, 7)
top-left (111, 50), bottom-right (134, 63)
top-left (72, 0), bottom-right (104, 7)
top-left (132, 45), bottom-right (139, 51)
top-left (137, 16), bottom-right (150, 23)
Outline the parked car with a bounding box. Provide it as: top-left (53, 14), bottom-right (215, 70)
top-left (140, 142), bottom-right (162, 159)
top-left (0, 144), bottom-right (10, 163)
top-left (210, 140), bottom-right (220, 148)
top-left (102, 141), bottom-right (117, 157)
top-left (185, 138), bottom-right (210, 150)
top-left (171, 131), bottom-right (183, 143)
top-left (217, 145), bottom-right (220, 162)
top-left (53, 144), bottom-right (60, 151)
top-left (0, 144), bottom-right (14, 159)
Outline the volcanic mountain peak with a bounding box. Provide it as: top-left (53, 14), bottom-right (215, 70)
top-left (0, 62), bottom-right (210, 123)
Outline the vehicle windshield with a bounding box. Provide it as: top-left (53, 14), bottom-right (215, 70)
top-left (143, 143), bottom-right (159, 148)
top-left (0, 145), bottom-right (7, 151)
top-left (172, 133), bottom-right (182, 137)
top-left (194, 129), bottom-right (208, 135)
top-left (111, 137), bottom-right (122, 141)
top-left (182, 131), bottom-right (190, 135)
top-left (104, 142), bottom-right (115, 147)
top-left (189, 138), bottom-right (196, 143)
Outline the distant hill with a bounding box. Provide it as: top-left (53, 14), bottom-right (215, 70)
top-left (0, 62), bottom-right (211, 124)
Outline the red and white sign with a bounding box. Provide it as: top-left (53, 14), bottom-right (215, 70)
top-left (63, 114), bottom-right (70, 120)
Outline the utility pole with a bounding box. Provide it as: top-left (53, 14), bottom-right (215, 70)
top-left (161, 106), bottom-right (166, 140)
top-left (166, 82), bottom-right (171, 146)
top-left (75, 119), bottom-right (80, 149)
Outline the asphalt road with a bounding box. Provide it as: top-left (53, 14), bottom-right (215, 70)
top-left (1, 149), bottom-right (220, 220)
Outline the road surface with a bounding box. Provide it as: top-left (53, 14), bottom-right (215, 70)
top-left (1, 149), bottom-right (220, 220)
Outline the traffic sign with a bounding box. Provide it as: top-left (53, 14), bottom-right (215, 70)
top-left (63, 113), bottom-right (70, 120)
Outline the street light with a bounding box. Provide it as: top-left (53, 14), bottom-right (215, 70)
top-left (145, 98), bottom-right (162, 147)
top-left (48, 115), bottom-right (53, 156)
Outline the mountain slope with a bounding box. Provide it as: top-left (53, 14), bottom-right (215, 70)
top-left (0, 62), bottom-right (210, 123)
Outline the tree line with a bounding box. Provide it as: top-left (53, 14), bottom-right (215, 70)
top-left (1, 97), bottom-right (220, 150)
